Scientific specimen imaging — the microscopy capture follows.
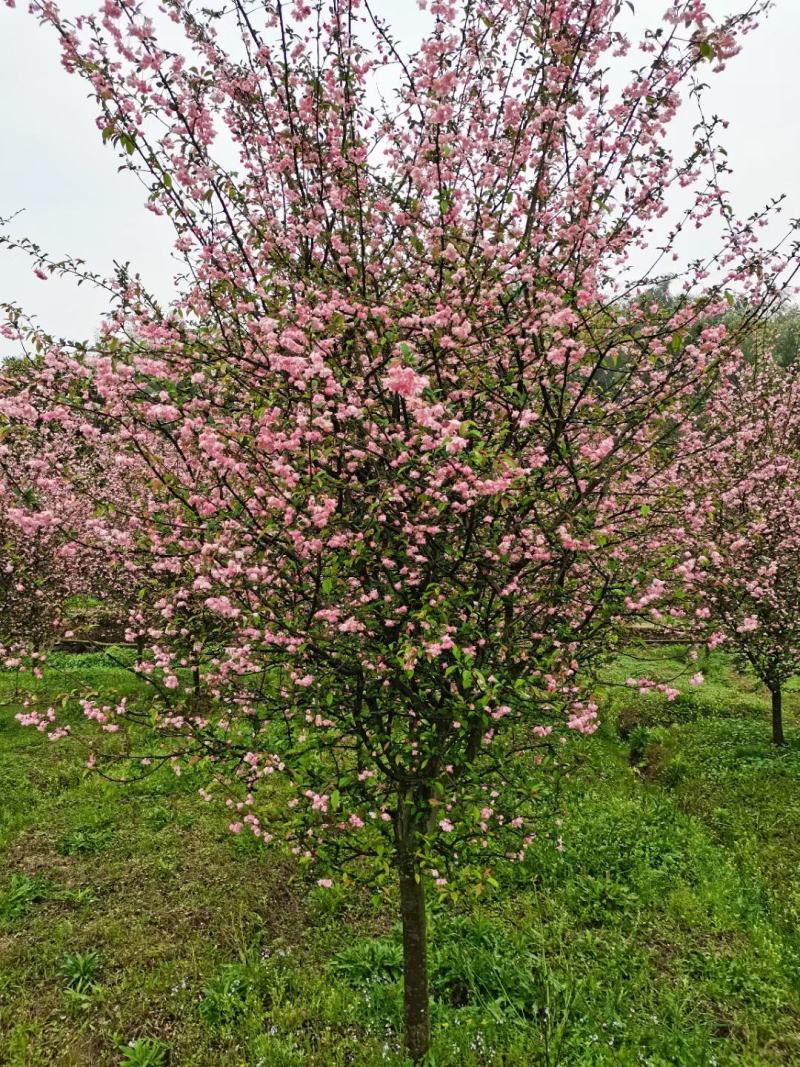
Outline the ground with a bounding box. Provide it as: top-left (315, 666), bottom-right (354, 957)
top-left (1, 647), bottom-right (799, 1065)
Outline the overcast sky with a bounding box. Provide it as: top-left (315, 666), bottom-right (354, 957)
top-left (1, 0), bottom-right (799, 349)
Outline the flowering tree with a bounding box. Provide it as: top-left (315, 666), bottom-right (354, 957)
top-left (0, 470), bottom-right (70, 667)
top-left (0, 418), bottom-right (83, 664)
top-left (0, 401), bottom-right (134, 668)
top-left (670, 359), bottom-right (800, 745)
top-left (2, 0), bottom-right (797, 1058)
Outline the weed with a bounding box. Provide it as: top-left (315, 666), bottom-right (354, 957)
top-left (57, 822), bottom-right (115, 856)
top-left (0, 874), bottom-right (44, 925)
top-left (198, 962), bottom-right (257, 1029)
top-left (61, 948), bottom-right (102, 989)
top-left (117, 1037), bottom-right (169, 1067)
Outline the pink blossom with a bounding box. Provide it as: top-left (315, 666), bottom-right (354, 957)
top-left (383, 364), bottom-right (429, 399)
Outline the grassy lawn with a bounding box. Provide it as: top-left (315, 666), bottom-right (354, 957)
top-left (1, 649), bottom-right (800, 1065)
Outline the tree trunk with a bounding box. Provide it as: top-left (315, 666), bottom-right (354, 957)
top-left (396, 794), bottom-right (430, 1064)
top-left (771, 686), bottom-right (785, 746)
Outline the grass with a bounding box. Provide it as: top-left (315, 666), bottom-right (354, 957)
top-left (1, 649), bottom-right (799, 1064)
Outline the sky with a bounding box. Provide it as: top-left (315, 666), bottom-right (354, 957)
top-left (1, 0), bottom-right (799, 349)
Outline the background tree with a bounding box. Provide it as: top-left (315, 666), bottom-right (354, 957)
top-left (0, 407), bottom-right (134, 665)
top-left (746, 304), bottom-right (800, 368)
top-left (668, 359), bottom-right (800, 745)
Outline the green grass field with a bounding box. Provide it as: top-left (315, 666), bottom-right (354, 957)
top-left (2, 648), bottom-right (800, 1066)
